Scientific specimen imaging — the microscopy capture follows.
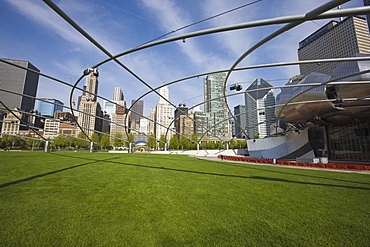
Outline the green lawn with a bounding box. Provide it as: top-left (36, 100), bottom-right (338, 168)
top-left (0, 152), bottom-right (369, 246)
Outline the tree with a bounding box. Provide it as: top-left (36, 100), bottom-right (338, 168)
top-left (147, 134), bottom-right (156, 149)
top-left (99, 134), bottom-right (111, 150)
top-left (91, 132), bottom-right (101, 144)
top-left (158, 134), bottom-right (167, 149)
top-left (0, 136), bottom-right (12, 148)
top-left (169, 135), bottom-right (179, 149)
top-left (215, 141), bottom-right (224, 149)
top-left (53, 136), bottom-right (66, 149)
top-left (238, 140), bottom-right (247, 149)
top-left (24, 134), bottom-right (34, 149)
top-left (180, 136), bottom-right (191, 150)
top-left (113, 133), bottom-right (124, 149)
top-left (253, 134), bottom-right (260, 139)
top-left (0, 137), bottom-right (6, 148)
top-left (125, 133), bottom-right (135, 147)
top-left (229, 139), bottom-right (237, 149)
top-left (65, 136), bottom-right (75, 148)
top-left (75, 132), bottom-right (88, 149)
top-left (5, 136), bottom-right (25, 148)
top-left (191, 133), bottom-right (199, 150)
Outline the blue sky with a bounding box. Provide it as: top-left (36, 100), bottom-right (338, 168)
top-left (0, 0), bottom-right (365, 116)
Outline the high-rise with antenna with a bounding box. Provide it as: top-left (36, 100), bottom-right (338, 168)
top-left (76, 68), bottom-right (103, 137)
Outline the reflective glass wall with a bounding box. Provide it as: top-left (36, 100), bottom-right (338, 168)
top-left (328, 121), bottom-right (370, 162)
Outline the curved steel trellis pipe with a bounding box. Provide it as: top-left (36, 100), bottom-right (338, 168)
top-left (143, 56), bottom-right (370, 142)
top-left (0, 120), bottom-right (89, 144)
top-left (128, 56), bottom-right (370, 104)
top-left (39, 2), bottom-right (369, 144)
top-left (169, 77), bottom-right (370, 142)
top-left (222, 0), bottom-right (350, 142)
top-left (276, 69), bottom-right (370, 120)
top-left (199, 95), bottom-right (370, 143)
top-left (93, 5), bottom-right (368, 68)
top-left (5, 3), bottom-right (368, 149)
top-left (0, 60), bottom-right (166, 145)
top-left (0, 88), bottom-right (165, 145)
top-left (0, 99), bottom-right (47, 141)
top-left (41, 0), bottom-right (184, 142)
top-left (0, 108), bottom-right (130, 145)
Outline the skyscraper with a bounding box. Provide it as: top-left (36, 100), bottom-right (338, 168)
top-left (244, 78), bottom-right (275, 138)
top-left (77, 68), bottom-right (103, 137)
top-left (37, 98), bottom-right (63, 116)
top-left (130, 99), bottom-right (144, 124)
top-left (174, 103), bottom-right (188, 130)
top-left (110, 100), bottom-right (130, 138)
top-left (234, 105), bottom-right (246, 138)
top-left (364, 0), bottom-right (370, 32)
top-left (113, 87), bottom-right (123, 101)
top-left (155, 85), bottom-right (174, 139)
top-left (298, 16), bottom-right (370, 76)
top-left (0, 59), bottom-right (39, 112)
top-left (85, 68), bottom-right (99, 101)
top-left (158, 85), bottom-right (169, 104)
top-left (201, 73), bottom-right (230, 139)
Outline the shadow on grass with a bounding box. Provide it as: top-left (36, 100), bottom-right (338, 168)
top-left (111, 162), bottom-right (370, 190)
top-left (3, 152), bottom-right (368, 191)
top-left (120, 154), bottom-right (370, 186)
top-left (0, 157), bottom-right (118, 189)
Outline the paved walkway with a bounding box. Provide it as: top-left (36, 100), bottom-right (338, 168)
top-left (193, 156), bottom-right (370, 175)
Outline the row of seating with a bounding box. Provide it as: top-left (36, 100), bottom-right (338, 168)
top-left (217, 155), bottom-right (370, 171)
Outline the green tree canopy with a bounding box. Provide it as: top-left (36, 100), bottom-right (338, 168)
top-left (99, 134), bottom-right (111, 150)
top-left (191, 133), bottom-right (199, 150)
top-left (113, 133), bottom-right (124, 148)
top-left (229, 139), bottom-right (237, 149)
top-left (169, 135), bottom-right (179, 149)
top-left (74, 132), bottom-right (89, 149)
top-left (180, 136), bottom-right (191, 150)
top-left (147, 134), bottom-right (156, 149)
top-left (158, 134), bottom-right (167, 149)
top-left (91, 132), bottom-right (101, 144)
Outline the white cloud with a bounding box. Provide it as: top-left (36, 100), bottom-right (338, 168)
top-left (5, 0), bottom-right (90, 48)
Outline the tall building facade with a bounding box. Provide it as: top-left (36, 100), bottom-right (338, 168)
top-left (37, 98), bottom-right (63, 116)
top-left (0, 59), bottom-right (39, 112)
top-left (1, 109), bottom-right (24, 136)
top-left (148, 108), bottom-right (156, 135)
top-left (201, 73), bottom-right (230, 139)
top-left (364, 0), bottom-right (370, 32)
top-left (244, 78), bottom-right (275, 138)
top-left (130, 99), bottom-right (144, 131)
top-left (298, 16), bottom-right (370, 76)
top-left (194, 112), bottom-right (215, 138)
top-left (113, 87), bottom-right (123, 101)
top-left (110, 100), bottom-right (129, 137)
top-left (174, 103), bottom-right (189, 132)
top-left (104, 87), bottom-right (125, 133)
top-left (77, 68), bottom-right (103, 137)
top-left (155, 85), bottom-right (174, 138)
top-left (234, 105), bottom-right (246, 138)
top-left (178, 113), bottom-right (194, 137)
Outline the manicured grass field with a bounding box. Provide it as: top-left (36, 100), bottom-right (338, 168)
top-left (0, 152), bottom-right (369, 246)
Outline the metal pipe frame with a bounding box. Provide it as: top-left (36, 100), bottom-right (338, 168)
top-left (0, 88), bottom-right (162, 145)
top-left (2, 2), bottom-right (369, 149)
top-left (42, 0), bottom-right (369, 144)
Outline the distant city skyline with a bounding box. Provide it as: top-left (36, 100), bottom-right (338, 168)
top-left (1, 0), bottom-right (365, 117)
